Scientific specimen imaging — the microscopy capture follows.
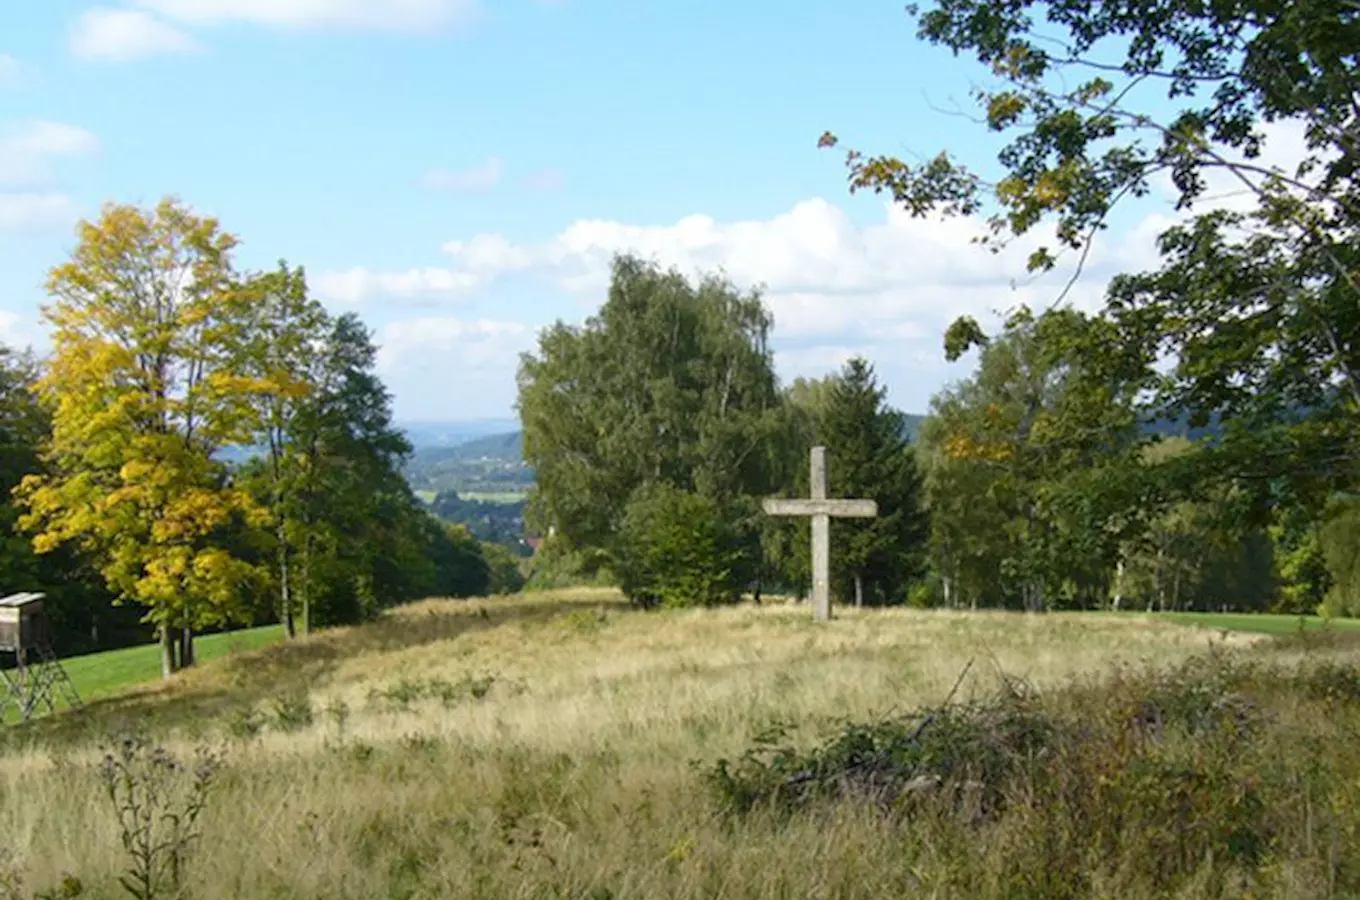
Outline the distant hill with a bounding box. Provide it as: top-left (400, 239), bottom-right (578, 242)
top-left (403, 431), bottom-right (531, 497)
top-left (398, 410), bottom-right (1225, 499)
top-left (396, 418), bottom-right (522, 448)
top-left (435, 431), bottom-right (523, 463)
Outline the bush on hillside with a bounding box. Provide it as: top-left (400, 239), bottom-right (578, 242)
top-left (481, 542), bottom-right (526, 595)
top-left (522, 534), bottom-right (612, 592)
top-left (705, 650), bottom-right (1360, 898)
top-left (614, 484), bottom-right (744, 609)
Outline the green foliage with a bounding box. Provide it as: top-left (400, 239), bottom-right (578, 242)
top-left (481, 541), bottom-right (525, 594)
top-left (918, 307), bottom-right (1151, 610)
top-left (820, 359), bottom-right (928, 605)
top-left (366, 673), bottom-right (506, 712)
top-left (1320, 496), bottom-right (1360, 616)
top-left (1119, 439), bottom-right (1278, 612)
top-left (0, 346), bottom-right (116, 655)
top-left (518, 254), bottom-right (784, 581)
top-left (1271, 507), bottom-right (1332, 615)
top-left (833, 0), bottom-right (1360, 516)
top-left (427, 489), bottom-right (525, 546)
top-left (614, 483), bottom-right (743, 608)
top-left (522, 534), bottom-right (607, 592)
top-left (767, 360), bottom-right (929, 605)
top-left (420, 520), bottom-right (491, 600)
top-left (269, 691), bottom-right (314, 732)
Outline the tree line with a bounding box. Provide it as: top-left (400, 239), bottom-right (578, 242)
top-left (2, 199), bottom-right (508, 675)
top-left (519, 0), bottom-right (1360, 618)
top-left (516, 254), bottom-right (1360, 617)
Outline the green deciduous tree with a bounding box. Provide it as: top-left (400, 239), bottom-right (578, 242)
top-left (481, 541), bottom-right (526, 595)
top-left (421, 520), bottom-right (491, 600)
top-left (238, 261), bottom-right (329, 639)
top-left (824, 0), bottom-right (1360, 506)
top-left (918, 307), bottom-right (1151, 610)
top-left (1120, 440), bottom-right (1277, 612)
top-left (517, 254), bottom-right (784, 604)
top-left (283, 314), bottom-right (431, 629)
top-left (1320, 496), bottom-right (1360, 617)
top-left (18, 198), bottom-right (270, 678)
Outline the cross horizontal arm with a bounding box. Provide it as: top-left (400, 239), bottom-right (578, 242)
top-left (762, 498), bottom-right (879, 518)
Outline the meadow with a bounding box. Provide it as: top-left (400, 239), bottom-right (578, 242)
top-left (2, 592), bottom-right (1359, 899)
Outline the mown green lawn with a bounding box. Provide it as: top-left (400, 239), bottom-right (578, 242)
top-left (1137, 611), bottom-right (1360, 636)
top-left (4, 624), bottom-right (285, 721)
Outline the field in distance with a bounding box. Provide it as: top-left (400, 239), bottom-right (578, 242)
top-left (7, 590), bottom-right (1341, 899)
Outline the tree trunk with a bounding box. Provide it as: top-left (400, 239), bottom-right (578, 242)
top-left (160, 625), bottom-right (177, 679)
top-left (179, 623), bottom-right (195, 669)
top-left (854, 573), bottom-right (864, 608)
top-left (300, 534), bottom-right (312, 636)
top-left (278, 527), bottom-right (295, 639)
top-left (1113, 558), bottom-right (1125, 610)
top-left (943, 574), bottom-right (953, 609)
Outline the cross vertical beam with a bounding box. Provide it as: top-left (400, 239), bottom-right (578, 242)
top-left (761, 446), bottom-right (878, 622)
top-left (809, 446), bottom-right (831, 621)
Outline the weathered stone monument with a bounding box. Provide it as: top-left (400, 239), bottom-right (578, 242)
top-left (762, 446), bottom-right (878, 621)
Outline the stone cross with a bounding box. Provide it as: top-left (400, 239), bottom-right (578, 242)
top-left (762, 446), bottom-right (878, 621)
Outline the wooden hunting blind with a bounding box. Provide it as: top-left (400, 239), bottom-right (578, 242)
top-left (0, 591), bottom-right (80, 723)
top-left (0, 592), bottom-right (49, 652)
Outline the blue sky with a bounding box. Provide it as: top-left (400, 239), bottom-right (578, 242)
top-left (0, 0), bottom-right (1274, 425)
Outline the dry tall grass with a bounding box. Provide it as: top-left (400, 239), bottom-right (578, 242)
top-left (0, 591), bottom-right (1286, 898)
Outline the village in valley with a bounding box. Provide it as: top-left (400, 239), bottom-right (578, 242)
top-left (0, 0), bottom-right (1358, 897)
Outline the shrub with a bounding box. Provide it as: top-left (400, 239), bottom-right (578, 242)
top-left (366, 673), bottom-right (505, 713)
top-left (703, 653), bottom-right (1360, 898)
top-left (613, 483), bottom-right (743, 608)
top-left (270, 691), bottom-right (314, 732)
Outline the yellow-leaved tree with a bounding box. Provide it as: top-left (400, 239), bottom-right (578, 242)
top-left (17, 197), bottom-right (270, 678)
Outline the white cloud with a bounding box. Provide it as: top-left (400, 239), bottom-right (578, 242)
top-left (428, 197), bottom-right (1140, 334)
top-left (0, 193), bottom-right (81, 231)
top-left (375, 317), bottom-right (534, 419)
top-left (423, 158), bottom-right (502, 192)
top-left (70, 7), bottom-right (200, 61)
top-left (311, 266), bottom-right (482, 305)
top-left (0, 121), bottom-right (100, 187)
top-left (134, 0), bottom-right (478, 31)
top-left (319, 119), bottom-right (1329, 419)
top-left (377, 317), bottom-right (531, 372)
top-left (321, 196), bottom-right (1153, 416)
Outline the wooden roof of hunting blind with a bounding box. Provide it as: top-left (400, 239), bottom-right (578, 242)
top-left (0, 593), bottom-right (46, 650)
top-left (0, 593), bottom-right (44, 609)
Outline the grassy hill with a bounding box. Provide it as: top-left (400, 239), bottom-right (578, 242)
top-left (6, 591), bottom-right (1360, 897)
